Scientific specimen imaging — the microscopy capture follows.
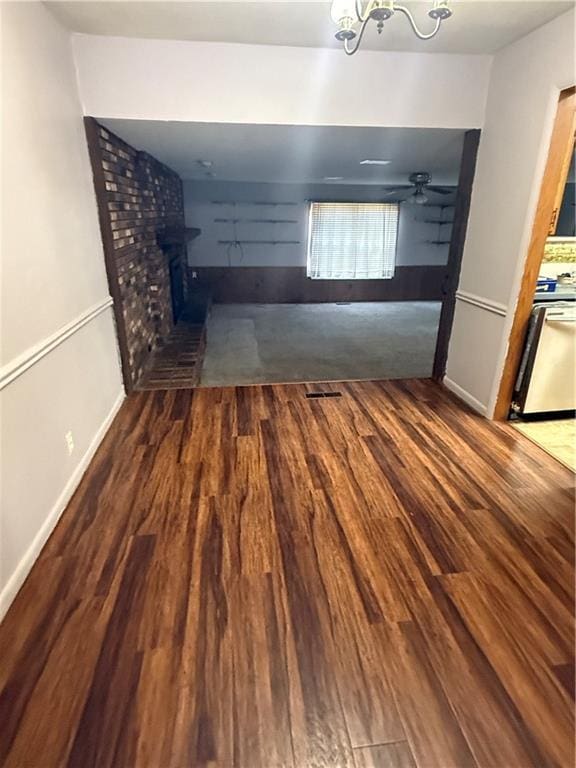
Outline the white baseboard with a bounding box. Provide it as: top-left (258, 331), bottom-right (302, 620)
top-left (0, 389), bottom-right (125, 622)
top-left (443, 377), bottom-right (488, 416)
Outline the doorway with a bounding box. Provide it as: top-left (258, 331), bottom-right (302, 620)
top-left (493, 87), bottom-right (575, 468)
top-left (494, 86), bottom-right (576, 420)
top-left (90, 119), bottom-right (481, 391)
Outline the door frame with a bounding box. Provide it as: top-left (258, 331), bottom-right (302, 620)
top-left (432, 129), bottom-right (481, 381)
top-left (492, 86), bottom-right (576, 420)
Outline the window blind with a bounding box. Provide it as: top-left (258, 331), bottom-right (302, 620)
top-left (306, 202), bottom-right (399, 280)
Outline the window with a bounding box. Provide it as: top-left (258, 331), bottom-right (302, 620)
top-left (307, 202), bottom-right (399, 280)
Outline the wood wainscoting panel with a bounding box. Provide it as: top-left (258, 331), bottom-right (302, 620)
top-left (189, 266), bottom-right (445, 303)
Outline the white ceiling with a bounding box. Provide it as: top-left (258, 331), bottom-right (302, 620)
top-left (49, 1), bottom-right (572, 55)
top-left (99, 120), bottom-right (466, 185)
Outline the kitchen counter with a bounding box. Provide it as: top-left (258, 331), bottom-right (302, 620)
top-left (534, 286), bottom-right (576, 303)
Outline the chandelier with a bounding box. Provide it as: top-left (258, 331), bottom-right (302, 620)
top-left (331, 0), bottom-right (453, 56)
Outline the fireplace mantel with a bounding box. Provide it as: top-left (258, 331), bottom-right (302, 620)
top-left (157, 226), bottom-right (201, 250)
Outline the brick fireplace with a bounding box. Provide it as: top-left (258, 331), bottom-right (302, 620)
top-left (84, 118), bottom-right (188, 391)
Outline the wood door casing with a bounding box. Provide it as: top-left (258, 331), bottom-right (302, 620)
top-left (493, 86), bottom-right (576, 420)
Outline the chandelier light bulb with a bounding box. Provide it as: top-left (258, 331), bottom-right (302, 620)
top-left (429, 1), bottom-right (452, 21)
top-left (368, 1), bottom-right (394, 23)
top-left (330, 0), bottom-right (357, 25)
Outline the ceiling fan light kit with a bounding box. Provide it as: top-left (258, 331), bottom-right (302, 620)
top-left (409, 190), bottom-right (428, 205)
top-left (331, 0), bottom-right (453, 55)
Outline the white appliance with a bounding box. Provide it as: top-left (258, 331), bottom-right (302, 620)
top-left (513, 303), bottom-right (576, 415)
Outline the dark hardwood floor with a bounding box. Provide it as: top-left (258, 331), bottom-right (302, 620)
top-left (0, 379), bottom-right (574, 767)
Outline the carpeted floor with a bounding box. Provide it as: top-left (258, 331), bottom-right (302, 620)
top-left (199, 301), bottom-right (441, 387)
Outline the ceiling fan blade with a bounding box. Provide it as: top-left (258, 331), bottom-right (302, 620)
top-left (426, 186), bottom-right (453, 195)
top-left (382, 185), bottom-right (412, 191)
top-left (381, 186), bottom-right (412, 196)
top-left (383, 193), bottom-right (413, 202)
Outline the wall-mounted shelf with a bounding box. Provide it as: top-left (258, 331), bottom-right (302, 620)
top-left (211, 201), bottom-right (298, 207)
top-left (218, 239), bottom-right (301, 246)
top-left (157, 226), bottom-right (201, 248)
top-left (248, 218), bottom-right (298, 224)
top-left (214, 218), bottom-right (298, 224)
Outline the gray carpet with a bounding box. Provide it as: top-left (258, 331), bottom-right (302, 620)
top-left (199, 301), bottom-right (441, 387)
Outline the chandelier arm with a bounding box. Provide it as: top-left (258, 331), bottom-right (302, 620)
top-left (355, 0), bottom-right (376, 22)
top-left (344, 16), bottom-right (371, 55)
top-left (393, 4), bottom-right (441, 39)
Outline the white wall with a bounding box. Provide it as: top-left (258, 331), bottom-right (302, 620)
top-left (445, 8), bottom-right (575, 416)
top-left (0, 3), bottom-right (124, 618)
top-left (185, 180), bottom-right (453, 268)
top-left (538, 262), bottom-right (576, 280)
top-left (72, 35), bottom-right (491, 130)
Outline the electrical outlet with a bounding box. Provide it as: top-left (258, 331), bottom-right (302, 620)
top-left (192, 271), bottom-right (198, 279)
top-left (65, 431), bottom-right (74, 455)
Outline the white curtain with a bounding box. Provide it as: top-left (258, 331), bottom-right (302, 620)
top-left (306, 202), bottom-right (399, 280)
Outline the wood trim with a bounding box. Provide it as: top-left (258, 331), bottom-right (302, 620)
top-left (84, 116), bottom-right (134, 393)
top-left (493, 87), bottom-right (576, 420)
top-left (454, 291), bottom-right (507, 317)
top-left (189, 265), bottom-right (445, 304)
top-left (432, 129), bottom-right (481, 381)
top-left (0, 298), bottom-right (114, 391)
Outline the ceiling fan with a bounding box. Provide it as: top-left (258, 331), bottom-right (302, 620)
top-left (382, 172), bottom-right (453, 205)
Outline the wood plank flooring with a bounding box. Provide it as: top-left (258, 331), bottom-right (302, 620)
top-left (0, 378), bottom-right (574, 767)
